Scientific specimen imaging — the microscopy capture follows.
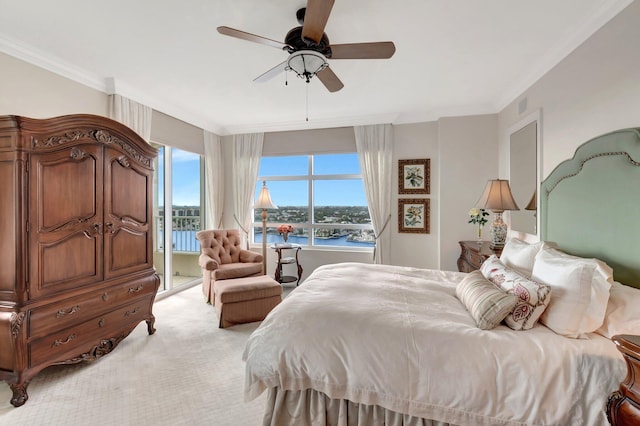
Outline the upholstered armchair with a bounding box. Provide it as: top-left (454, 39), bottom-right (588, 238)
top-left (196, 229), bottom-right (264, 304)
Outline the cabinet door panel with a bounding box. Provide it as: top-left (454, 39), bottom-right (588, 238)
top-left (103, 148), bottom-right (152, 279)
top-left (40, 232), bottom-right (99, 289)
top-left (39, 149), bottom-right (99, 230)
top-left (110, 227), bottom-right (148, 271)
top-left (29, 145), bottom-right (103, 298)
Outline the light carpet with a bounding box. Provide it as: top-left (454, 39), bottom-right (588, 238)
top-left (0, 284), bottom-right (271, 426)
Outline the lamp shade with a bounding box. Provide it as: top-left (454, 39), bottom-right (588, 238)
top-left (254, 181), bottom-right (278, 210)
top-left (474, 179), bottom-right (520, 213)
top-left (524, 189), bottom-right (537, 211)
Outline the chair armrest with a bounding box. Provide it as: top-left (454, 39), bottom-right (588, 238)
top-left (198, 253), bottom-right (219, 271)
top-left (239, 249), bottom-right (263, 263)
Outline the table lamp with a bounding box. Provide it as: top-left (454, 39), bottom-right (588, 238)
top-left (254, 181), bottom-right (278, 274)
top-left (474, 179), bottom-right (519, 249)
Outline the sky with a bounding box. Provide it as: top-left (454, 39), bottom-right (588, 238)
top-left (157, 147), bottom-right (202, 206)
top-left (256, 153), bottom-right (367, 206)
top-left (162, 150), bottom-right (367, 207)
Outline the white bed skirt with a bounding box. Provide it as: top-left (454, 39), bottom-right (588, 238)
top-left (263, 387), bottom-right (453, 426)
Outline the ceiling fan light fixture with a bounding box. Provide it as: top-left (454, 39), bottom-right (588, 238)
top-left (286, 50), bottom-right (328, 83)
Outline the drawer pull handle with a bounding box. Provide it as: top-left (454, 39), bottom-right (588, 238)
top-left (128, 285), bottom-right (144, 294)
top-left (56, 305), bottom-right (80, 318)
top-left (52, 333), bottom-right (76, 347)
top-left (98, 319), bottom-right (105, 328)
top-left (125, 307), bottom-right (140, 317)
top-left (102, 293), bottom-right (109, 301)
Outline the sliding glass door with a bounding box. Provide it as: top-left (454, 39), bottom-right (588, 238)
top-left (152, 143), bottom-right (203, 292)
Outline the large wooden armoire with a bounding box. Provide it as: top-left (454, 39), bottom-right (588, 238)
top-left (0, 114), bottom-right (160, 407)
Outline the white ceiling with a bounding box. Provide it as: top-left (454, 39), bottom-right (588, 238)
top-left (0, 0), bottom-right (632, 135)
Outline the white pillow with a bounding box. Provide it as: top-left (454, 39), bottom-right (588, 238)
top-left (499, 238), bottom-right (558, 277)
top-left (499, 238), bottom-right (543, 277)
top-left (480, 255), bottom-right (551, 331)
top-left (532, 248), bottom-right (613, 338)
top-left (595, 281), bottom-right (640, 339)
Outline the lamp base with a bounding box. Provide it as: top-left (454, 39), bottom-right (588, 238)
top-left (489, 211), bottom-right (508, 249)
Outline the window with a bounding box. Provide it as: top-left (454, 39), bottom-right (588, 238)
top-left (253, 153), bottom-right (373, 249)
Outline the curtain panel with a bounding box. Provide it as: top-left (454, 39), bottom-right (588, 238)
top-left (107, 94), bottom-right (153, 142)
top-left (204, 130), bottom-right (225, 230)
top-left (232, 133), bottom-right (264, 248)
top-left (354, 124), bottom-right (393, 264)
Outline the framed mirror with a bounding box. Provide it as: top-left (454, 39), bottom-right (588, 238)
top-left (508, 110), bottom-right (541, 236)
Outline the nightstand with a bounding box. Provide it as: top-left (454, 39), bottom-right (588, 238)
top-left (457, 241), bottom-right (502, 272)
top-left (608, 334), bottom-right (640, 426)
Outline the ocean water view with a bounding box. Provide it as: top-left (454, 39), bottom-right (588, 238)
top-left (254, 233), bottom-right (375, 248)
top-left (164, 230), bottom-right (375, 252)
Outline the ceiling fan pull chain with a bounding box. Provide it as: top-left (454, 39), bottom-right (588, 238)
top-left (306, 83), bottom-right (309, 122)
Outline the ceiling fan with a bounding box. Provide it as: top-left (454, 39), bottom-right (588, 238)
top-left (217, 0), bottom-right (396, 93)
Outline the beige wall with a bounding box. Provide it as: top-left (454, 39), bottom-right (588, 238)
top-left (0, 52), bottom-right (106, 117)
top-left (438, 114), bottom-right (499, 271)
top-left (151, 111), bottom-right (205, 155)
top-left (391, 122), bottom-right (439, 269)
top-left (498, 1), bottom-right (640, 183)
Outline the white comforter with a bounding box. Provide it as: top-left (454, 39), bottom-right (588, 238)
top-left (243, 263), bottom-right (626, 426)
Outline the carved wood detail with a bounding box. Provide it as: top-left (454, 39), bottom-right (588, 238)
top-left (117, 156), bottom-right (130, 168)
top-left (10, 312), bottom-right (25, 338)
top-left (69, 147), bottom-right (86, 160)
top-left (9, 382), bottom-right (29, 407)
top-left (33, 129), bottom-right (151, 167)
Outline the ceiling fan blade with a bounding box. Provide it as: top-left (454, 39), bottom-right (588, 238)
top-left (301, 0), bottom-right (335, 45)
top-left (254, 61), bottom-right (287, 83)
top-left (217, 26), bottom-right (290, 50)
top-left (316, 67), bottom-right (344, 93)
top-left (330, 42), bottom-right (396, 59)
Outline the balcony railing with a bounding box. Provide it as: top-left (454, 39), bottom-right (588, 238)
top-left (154, 215), bottom-right (201, 253)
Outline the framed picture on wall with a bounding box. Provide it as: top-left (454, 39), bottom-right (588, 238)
top-left (398, 198), bottom-right (430, 234)
top-left (398, 158), bottom-right (430, 194)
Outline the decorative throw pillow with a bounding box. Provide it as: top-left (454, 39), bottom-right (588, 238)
top-left (532, 248), bottom-right (612, 338)
top-left (595, 281), bottom-right (640, 339)
top-left (480, 255), bottom-right (551, 331)
top-left (456, 270), bottom-right (519, 330)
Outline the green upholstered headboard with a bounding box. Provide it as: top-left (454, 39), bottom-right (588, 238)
top-left (540, 128), bottom-right (640, 288)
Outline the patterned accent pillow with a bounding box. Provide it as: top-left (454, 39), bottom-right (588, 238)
top-left (480, 255), bottom-right (551, 331)
top-left (456, 270), bottom-right (519, 330)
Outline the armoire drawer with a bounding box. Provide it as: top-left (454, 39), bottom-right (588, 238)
top-left (28, 278), bottom-right (157, 338)
top-left (28, 296), bottom-right (153, 367)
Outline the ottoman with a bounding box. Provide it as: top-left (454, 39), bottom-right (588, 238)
top-left (213, 275), bottom-right (282, 328)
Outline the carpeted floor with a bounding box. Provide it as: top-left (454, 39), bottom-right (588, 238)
top-left (0, 284), bottom-right (271, 426)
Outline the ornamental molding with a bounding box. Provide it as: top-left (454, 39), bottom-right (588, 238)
top-left (10, 312), bottom-right (25, 338)
top-left (33, 129), bottom-right (151, 167)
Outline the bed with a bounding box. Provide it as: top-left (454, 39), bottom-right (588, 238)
top-left (243, 128), bottom-right (640, 426)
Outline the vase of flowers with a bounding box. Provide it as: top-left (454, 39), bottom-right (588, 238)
top-left (468, 208), bottom-right (489, 245)
top-left (277, 224), bottom-right (293, 242)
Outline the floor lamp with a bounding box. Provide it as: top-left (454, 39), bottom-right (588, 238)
top-left (254, 181), bottom-right (278, 275)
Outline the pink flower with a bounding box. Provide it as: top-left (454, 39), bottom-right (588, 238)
top-left (277, 224), bottom-right (293, 234)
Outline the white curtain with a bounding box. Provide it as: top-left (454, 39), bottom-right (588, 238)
top-left (232, 133), bottom-right (264, 248)
top-left (204, 130), bottom-right (225, 230)
top-left (355, 124), bottom-right (393, 264)
top-left (108, 94), bottom-right (153, 142)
